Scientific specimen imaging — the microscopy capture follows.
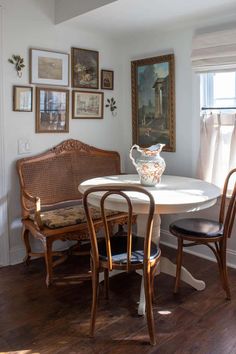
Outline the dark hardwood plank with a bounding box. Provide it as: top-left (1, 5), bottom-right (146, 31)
top-left (0, 246), bottom-right (236, 353)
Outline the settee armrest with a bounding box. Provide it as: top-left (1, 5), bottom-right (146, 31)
top-left (22, 189), bottom-right (43, 230)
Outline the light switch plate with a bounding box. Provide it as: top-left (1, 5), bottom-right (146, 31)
top-left (18, 138), bottom-right (31, 155)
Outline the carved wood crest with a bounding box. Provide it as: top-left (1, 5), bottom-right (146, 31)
top-left (51, 139), bottom-right (91, 155)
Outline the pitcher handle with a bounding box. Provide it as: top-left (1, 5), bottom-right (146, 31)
top-left (129, 144), bottom-right (142, 169)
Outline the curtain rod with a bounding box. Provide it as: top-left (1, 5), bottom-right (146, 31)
top-left (201, 106), bottom-right (236, 110)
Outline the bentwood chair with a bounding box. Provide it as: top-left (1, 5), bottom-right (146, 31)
top-left (83, 185), bottom-right (161, 346)
top-left (169, 168), bottom-right (236, 299)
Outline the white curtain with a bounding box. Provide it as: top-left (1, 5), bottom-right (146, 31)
top-left (197, 113), bottom-right (236, 190)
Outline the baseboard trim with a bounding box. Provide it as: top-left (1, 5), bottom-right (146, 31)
top-left (10, 246), bottom-right (26, 265)
top-left (160, 229), bottom-right (236, 269)
top-left (9, 241), bottom-right (75, 265)
top-left (9, 228), bottom-right (236, 269)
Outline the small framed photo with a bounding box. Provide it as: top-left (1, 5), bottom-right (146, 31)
top-left (30, 49), bottom-right (69, 86)
top-left (13, 86), bottom-right (33, 112)
top-left (71, 47), bottom-right (99, 89)
top-left (72, 90), bottom-right (103, 119)
top-left (101, 70), bottom-right (114, 90)
top-left (36, 87), bottom-right (69, 133)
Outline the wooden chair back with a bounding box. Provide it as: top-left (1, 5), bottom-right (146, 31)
top-left (219, 168), bottom-right (236, 239)
top-left (83, 185), bottom-right (155, 272)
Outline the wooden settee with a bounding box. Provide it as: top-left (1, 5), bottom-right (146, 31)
top-left (17, 139), bottom-right (130, 286)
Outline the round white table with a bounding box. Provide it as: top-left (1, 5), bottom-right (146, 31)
top-left (79, 174), bottom-right (221, 315)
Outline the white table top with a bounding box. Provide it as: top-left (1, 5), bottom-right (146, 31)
top-left (79, 174), bottom-right (221, 215)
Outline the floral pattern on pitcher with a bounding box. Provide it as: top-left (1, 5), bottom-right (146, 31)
top-left (129, 144), bottom-right (166, 186)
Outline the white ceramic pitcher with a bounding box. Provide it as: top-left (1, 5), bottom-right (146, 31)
top-left (129, 143), bottom-right (166, 186)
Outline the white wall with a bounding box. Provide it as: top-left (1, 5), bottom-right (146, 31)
top-left (118, 26), bottom-right (236, 267)
top-left (1, 0), bottom-right (125, 264)
top-left (1, 0), bottom-right (236, 267)
top-left (120, 28), bottom-right (196, 177)
top-left (0, 5), bottom-right (9, 266)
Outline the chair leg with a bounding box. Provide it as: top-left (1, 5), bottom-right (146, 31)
top-left (174, 238), bottom-right (183, 294)
top-left (220, 244), bottom-right (231, 300)
top-left (43, 238), bottom-right (53, 287)
top-left (151, 263), bottom-right (157, 302)
top-left (213, 243), bottom-right (226, 292)
top-left (22, 227), bottom-right (31, 265)
top-left (143, 264), bottom-right (156, 346)
top-left (90, 265), bottom-right (99, 337)
top-left (104, 268), bottom-right (109, 300)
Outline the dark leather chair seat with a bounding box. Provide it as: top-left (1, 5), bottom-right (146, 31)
top-left (170, 218), bottom-right (224, 238)
top-left (99, 236), bottom-right (160, 264)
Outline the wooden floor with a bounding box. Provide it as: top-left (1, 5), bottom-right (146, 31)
top-left (1, 245), bottom-right (236, 354)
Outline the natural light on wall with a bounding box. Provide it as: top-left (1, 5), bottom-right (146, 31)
top-left (191, 28), bottom-right (236, 191)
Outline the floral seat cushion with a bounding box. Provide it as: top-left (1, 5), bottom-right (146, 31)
top-left (29, 204), bottom-right (119, 229)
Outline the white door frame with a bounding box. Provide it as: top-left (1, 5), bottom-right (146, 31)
top-left (0, 4), bottom-right (9, 266)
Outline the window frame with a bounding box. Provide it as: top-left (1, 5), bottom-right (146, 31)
top-left (200, 71), bottom-right (236, 113)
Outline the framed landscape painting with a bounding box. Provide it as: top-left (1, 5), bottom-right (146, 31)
top-left (30, 49), bottom-right (69, 86)
top-left (131, 54), bottom-right (175, 152)
top-left (72, 90), bottom-right (103, 119)
top-left (71, 48), bottom-right (99, 89)
top-left (36, 87), bottom-right (69, 133)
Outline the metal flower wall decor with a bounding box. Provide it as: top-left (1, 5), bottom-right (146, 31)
top-left (8, 54), bottom-right (25, 77)
top-left (105, 97), bottom-right (117, 116)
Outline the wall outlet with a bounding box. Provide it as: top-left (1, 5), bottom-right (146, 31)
top-left (18, 139), bottom-right (31, 155)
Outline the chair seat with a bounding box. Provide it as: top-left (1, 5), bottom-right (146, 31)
top-left (29, 204), bottom-right (119, 229)
top-left (98, 236), bottom-right (160, 264)
top-left (169, 218), bottom-right (224, 238)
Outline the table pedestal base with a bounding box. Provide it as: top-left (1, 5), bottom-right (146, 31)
top-left (160, 256), bottom-right (206, 290)
top-left (99, 214), bottom-right (206, 316)
top-left (137, 256), bottom-right (206, 315)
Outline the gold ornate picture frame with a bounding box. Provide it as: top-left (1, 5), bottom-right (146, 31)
top-left (131, 54), bottom-right (175, 152)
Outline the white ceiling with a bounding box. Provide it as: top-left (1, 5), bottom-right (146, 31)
top-left (69, 0), bottom-right (236, 37)
top-left (54, 0), bottom-right (117, 24)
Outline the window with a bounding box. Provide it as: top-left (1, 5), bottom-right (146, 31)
top-left (201, 71), bottom-right (236, 113)
top-left (198, 71), bottom-right (236, 190)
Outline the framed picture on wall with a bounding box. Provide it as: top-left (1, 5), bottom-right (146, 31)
top-left (13, 85), bottom-right (33, 112)
top-left (71, 47), bottom-right (99, 89)
top-left (131, 54), bottom-right (175, 152)
top-left (36, 87), bottom-right (69, 133)
top-left (72, 90), bottom-right (103, 119)
top-left (30, 49), bottom-right (69, 86)
top-left (101, 69), bottom-right (114, 90)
